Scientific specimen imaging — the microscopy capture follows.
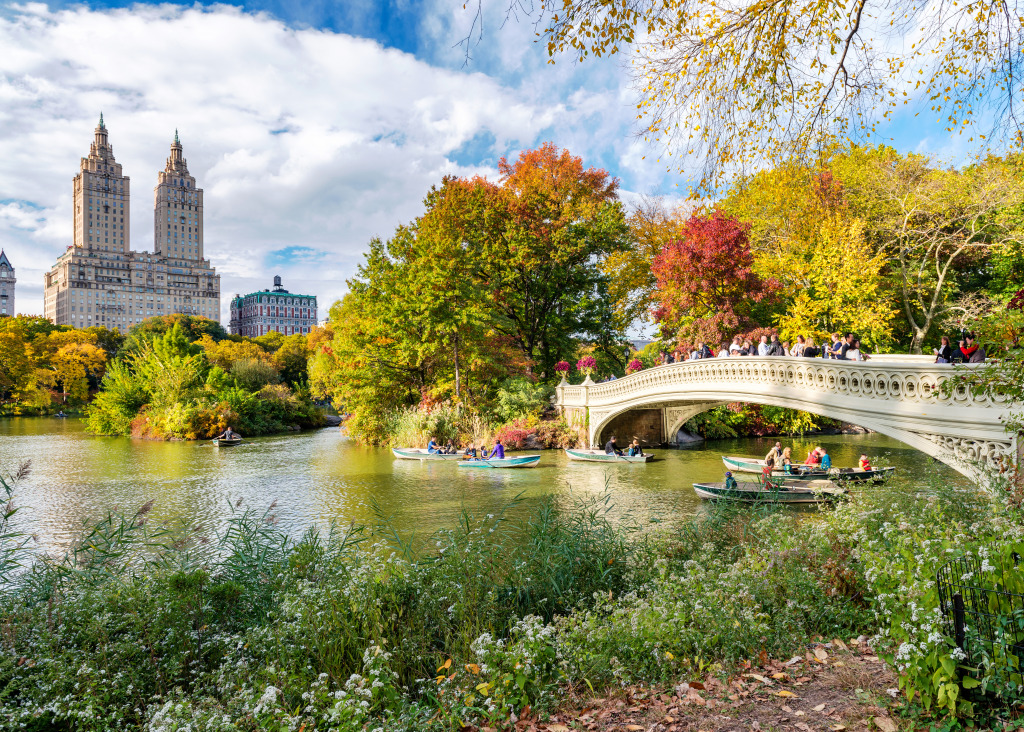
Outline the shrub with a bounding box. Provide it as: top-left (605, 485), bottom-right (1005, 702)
top-left (230, 357), bottom-right (280, 391)
top-left (493, 377), bottom-right (552, 424)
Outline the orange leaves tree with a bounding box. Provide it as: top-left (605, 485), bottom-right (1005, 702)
top-left (651, 210), bottom-right (779, 349)
top-left (310, 143), bottom-right (631, 443)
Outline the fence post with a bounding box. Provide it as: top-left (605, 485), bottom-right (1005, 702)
top-left (953, 592), bottom-right (966, 651)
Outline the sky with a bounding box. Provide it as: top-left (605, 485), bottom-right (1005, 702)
top-left (0, 0), bottom-right (984, 322)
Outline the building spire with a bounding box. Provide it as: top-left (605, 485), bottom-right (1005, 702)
top-left (99, 112), bottom-right (105, 129)
top-left (174, 128), bottom-right (179, 145)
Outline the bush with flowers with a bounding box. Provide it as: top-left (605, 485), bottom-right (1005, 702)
top-left (554, 360), bottom-right (571, 376)
top-left (625, 358), bottom-right (644, 374)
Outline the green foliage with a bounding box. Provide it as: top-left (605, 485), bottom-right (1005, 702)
top-left (229, 357), bottom-right (280, 391)
top-left (492, 377), bottom-right (552, 424)
top-left (86, 325), bottom-right (320, 440)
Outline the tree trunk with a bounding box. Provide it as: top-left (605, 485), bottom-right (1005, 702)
top-left (453, 330), bottom-right (461, 400)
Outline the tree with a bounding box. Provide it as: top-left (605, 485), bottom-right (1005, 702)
top-left (774, 216), bottom-right (896, 346)
top-left (602, 196), bottom-right (691, 331)
top-left (833, 148), bottom-right (1024, 351)
top-left (495, 0), bottom-right (1024, 193)
top-left (651, 209), bottom-right (779, 346)
top-left (45, 342), bottom-right (108, 403)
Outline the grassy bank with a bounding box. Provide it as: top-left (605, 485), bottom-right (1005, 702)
top-left (0, 466), bottom-right (1021, 730)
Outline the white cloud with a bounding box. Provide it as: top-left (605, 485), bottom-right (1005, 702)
top-left (0, 2), bottom-right (667, 319)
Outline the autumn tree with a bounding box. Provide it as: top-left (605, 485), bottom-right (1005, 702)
top-left (651, 209), bottom-right (779, 348)
top-left (602, 196), bottom-right (692, 330)
top-left (832, 148), bottom-right (1024, 351)
top-left (476, 0), bottom-right (1024, 193)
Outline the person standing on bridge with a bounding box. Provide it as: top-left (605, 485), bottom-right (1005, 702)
top-left (757, 335), bottom-right (770, 356)
top-left (962, 333), bottom-right (987, 363)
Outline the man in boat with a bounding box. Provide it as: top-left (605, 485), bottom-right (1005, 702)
top-left (427, 437), bottom-right (440, 454)
top-left (605, 435), bottom-right (624, 456)
top-left (485, 439), bottom-right (505, 460)
top-left (725, 471), bottom-right (739, 490)
top-left (628, 438), bottom-right (643, 457)
top-left (818, 447), bottom-right (832, 470)
top-left (217, 426), bottom-right (240, 441)
top-left (764, 442), bottom-right (782, 468)
top-left (464, 443), bottom-right (479, 459)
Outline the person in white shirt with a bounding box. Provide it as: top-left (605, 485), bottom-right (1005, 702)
top-left (717, 343), bottom-right (729, 358)
top-left (729, 336), bottom-right (742, 354)
top-left (757, 335), bottom-right (770, 356)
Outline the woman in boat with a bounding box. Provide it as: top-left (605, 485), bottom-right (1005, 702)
top-left (628, 438), bottom-right (643, 457)
top-left (464, 443), bottom-right (478, 459)
top-left (486, 439), bottom-right (505, 460)
top-left (804, 447), bottom-right (821, 465)
top-left (779, 447), bottom-right (794, 470)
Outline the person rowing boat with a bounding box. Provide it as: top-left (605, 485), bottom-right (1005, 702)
top-left (216, 426), bottom-right (241, 441)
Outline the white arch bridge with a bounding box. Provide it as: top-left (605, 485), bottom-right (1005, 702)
top-left (554, 356), bottom-right (1017, 480)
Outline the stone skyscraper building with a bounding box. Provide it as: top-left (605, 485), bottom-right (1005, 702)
top-left (43, 116), bottom-right (221, 330)
top-left (0, 250), bottom-right (14, 316)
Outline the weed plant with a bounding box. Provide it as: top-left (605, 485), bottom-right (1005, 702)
top-left (1, 469), bottom-right (1021, 730)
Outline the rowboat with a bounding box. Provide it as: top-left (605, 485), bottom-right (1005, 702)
top-left (693, 479), bottom-right (846, 504)
top-left (213, 437), bottom-right (243, 447)
top-left (457, 455), bottom-right (541, 469)
top-left (392, 447), bottom-right (464, 461)
top-left (721, 455), bottom-right (895, 483)
top-left (565, 448), bottom-right (653, 463)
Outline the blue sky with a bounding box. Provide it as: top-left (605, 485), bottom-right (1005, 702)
top-left (0, 0), bottom-right (982, 321)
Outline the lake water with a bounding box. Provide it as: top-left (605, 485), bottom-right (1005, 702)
top-left (0, 418), bottom-right (966, 553)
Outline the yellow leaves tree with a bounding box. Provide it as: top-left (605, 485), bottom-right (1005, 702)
top-left (774, 217), bottom-right (895, 347)
top-left (505, 0), bottom-right (1024, 193)
top-left (44, 342), bottom-right (108, 404)
top-left (196, 336), bottom-right (269, 371)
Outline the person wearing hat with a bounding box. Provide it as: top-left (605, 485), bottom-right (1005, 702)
top-left (725, 471), bottom-right (738, 490)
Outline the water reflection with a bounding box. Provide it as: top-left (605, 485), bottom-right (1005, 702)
top-left (0, 417), bottom-right (967, 553)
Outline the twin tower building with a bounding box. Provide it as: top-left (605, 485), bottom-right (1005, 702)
top-left (43, 116), bottom-right (221, 330)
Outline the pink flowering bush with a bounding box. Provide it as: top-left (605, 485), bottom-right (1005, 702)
top-left (576, 356), bottom-right (597, 375)
top-left (554, 361), bottom-right (571, 374)
top-left (626, 359), bottom-right (643, 374)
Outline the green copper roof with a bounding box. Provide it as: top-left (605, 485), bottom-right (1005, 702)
top-left (99, 112), bottom-right (105, 129)
top-left (174, 129), bottom-right (179, 144)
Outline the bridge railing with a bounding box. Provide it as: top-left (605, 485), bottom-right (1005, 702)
top-left (556, 357), bottom-right (996, 410)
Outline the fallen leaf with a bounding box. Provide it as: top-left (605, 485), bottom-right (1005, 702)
top-left (814, 648), bottom-right (829, 662)
top-left (796, 711), bottom-right (806, 717)
top-left (688, 681), bottom-right (706, 690)
top-left (833, 638), bottom-right (849, 651)
top-left (813, 703), bottom-right (826, 712)
top-left (626, 726), bottom-right (644, 732)
top-left (545, 726), bottom-right (569, 732)
top-left (796, 723), bottom-right (812, 732)
top-left (745, 673), bottom-right (770, 683)
top-left (874, 717), bottom-right (897, 732)
top-left (783, 656), bottom-right (803, 666)
top-left (831, 726), bottom-right (847, 731)
top-left (771, 673), bottom-right (787, 680)
top-left (782, 706), bottom-right (794, 713)
top-left (796, 677), bottom-right (811, 683)
top-left (777, 690), bottom-right (796, 698)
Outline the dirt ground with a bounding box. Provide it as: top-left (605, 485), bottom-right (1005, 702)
top-left (484, 638), bottom-right (905, 732)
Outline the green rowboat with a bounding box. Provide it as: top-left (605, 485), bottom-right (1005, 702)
top-left (693, 480), bottom-right (846, 504)
top-left (212, 437), bottom-right (243, 446)
top-left (565, 448), bottom-right (653, 463)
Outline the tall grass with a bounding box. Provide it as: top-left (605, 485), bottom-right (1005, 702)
top-left (3, 470), bottom-right (1008, 730)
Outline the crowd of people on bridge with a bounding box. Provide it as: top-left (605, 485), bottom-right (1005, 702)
top-left (650, 330), bottom-right (986, 365)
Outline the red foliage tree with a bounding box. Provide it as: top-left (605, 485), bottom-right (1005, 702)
top-left (651, 209), bottom-right (779, 348)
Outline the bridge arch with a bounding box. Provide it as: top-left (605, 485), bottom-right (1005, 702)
top-left (556, 357), bottom-right (1015, 481)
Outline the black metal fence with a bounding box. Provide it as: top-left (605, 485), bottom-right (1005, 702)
top-left (936, 554), bottom-right (1024, 668)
